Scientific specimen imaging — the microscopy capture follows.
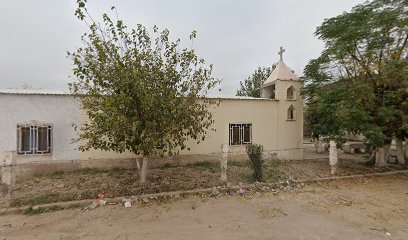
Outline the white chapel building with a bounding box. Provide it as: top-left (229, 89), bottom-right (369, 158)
top-left (0, 51), bottom-right (304, 167)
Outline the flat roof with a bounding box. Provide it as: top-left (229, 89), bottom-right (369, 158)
top-left (0, 89), bottom-right (70, 95)
top-left (0, 89), bottom-right (278, 101)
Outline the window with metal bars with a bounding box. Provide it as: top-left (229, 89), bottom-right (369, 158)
top-left (17, 125), bottom-right (52, 155)
top-left (229, 123), bottom-right (252, 145)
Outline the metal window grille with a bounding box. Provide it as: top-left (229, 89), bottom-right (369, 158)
top-left (229, 123), bottom-right (252, 145)
top-left (17, 124), bottom-right (52, 155)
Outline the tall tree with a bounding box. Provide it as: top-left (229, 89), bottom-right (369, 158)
top-left (302, 0), bottom-right (408, 166)
top-left (236, 65), bottom-right (276, 98)
top-left (68, 1), bottom-right (220, 183)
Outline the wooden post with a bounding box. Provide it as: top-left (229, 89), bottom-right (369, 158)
top-left (220, 144), bottom-right (229, 182)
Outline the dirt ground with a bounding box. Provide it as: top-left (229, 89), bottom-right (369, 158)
top-left (1, 173), bottom-right (407, 240)
top-left (8, 151), bottom-right (405, 207)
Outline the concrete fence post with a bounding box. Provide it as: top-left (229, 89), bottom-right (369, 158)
top-left (329, 141), bottom-right (338, 175)
top-left (316, 138), bottom-right (325, 153)
top-left (220, 144), bottom-right (229, 182)
top-left (2, 151), bottom-right (16, 186)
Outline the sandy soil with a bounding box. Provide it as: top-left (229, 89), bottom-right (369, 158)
top-left (1, 173), bottom-right (407, 240)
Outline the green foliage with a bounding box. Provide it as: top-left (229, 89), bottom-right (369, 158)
top-left (302, 0), bottom-right (408, 148)
top-left (236, 65), bottom-right (276, 98)
top-left (68, 1), bottom-right (220, 157)
top-left (246, 144), bottom-right (264, 181)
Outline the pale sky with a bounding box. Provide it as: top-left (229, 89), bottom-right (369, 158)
top-left (0, 0), bottom-right (365, 96)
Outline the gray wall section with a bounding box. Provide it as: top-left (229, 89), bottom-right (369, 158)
top-left (0, 94), bottom-right (81, 161)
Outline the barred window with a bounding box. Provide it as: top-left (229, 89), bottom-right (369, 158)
top-left (229, 123), bottom-right (252, 145)
top-left (17, 125), bottom-right (52, 155)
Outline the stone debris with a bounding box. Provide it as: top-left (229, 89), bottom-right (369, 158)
top-left (142, 198), bottom-right (150, 204)
top-left (124, 201), bottom-right (132, 208)
top-left (122, 197), bottom-right (132, 208)
top-left (210, 187), bottom-right (220, 197)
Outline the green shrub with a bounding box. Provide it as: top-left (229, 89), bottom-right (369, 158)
top-left (246, 144), bottom-right (264, 182)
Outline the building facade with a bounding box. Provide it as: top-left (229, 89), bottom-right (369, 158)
top-left (0, 57), bottom-right (303, 165)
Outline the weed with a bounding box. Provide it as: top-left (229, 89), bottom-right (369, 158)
top-left (24, 205), bottom-right (65, 215)
top-left (229, 161), bottom-right (251, 168)
top-left (246, 144), bottom-right (264, 182)
top-left (190, 161), bottom-right (219, 173)
top-left (11, 192), bottom-right (78, 207)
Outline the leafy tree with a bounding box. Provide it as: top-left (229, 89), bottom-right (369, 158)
top-left (302, 0), bottom-right (408, 166)
top-left (68, 1), bottom-right (220, 183)
top-left (236, 65), bottom-right (276, 98)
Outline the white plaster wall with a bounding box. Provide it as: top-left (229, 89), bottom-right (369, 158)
top-left (80, 97), bottom-right (304, 160)
top-left (0, 94), bottom-right (81, 161)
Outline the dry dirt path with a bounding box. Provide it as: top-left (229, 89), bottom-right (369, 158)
top-left (1, 173), bottom-right (407, 240)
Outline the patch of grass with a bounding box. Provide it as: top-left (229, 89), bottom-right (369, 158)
top-left (229, 160), bottom-right (251, 168)
top-left (75, 168), bottom-right (107, 175)
top-left (24, 206), bottom-right (46, 215)
top-left (24, 205), bottom-right (65, 215)
top-left (12, 193), bottom-right (73, 207)
top-left (189, 161), bottom-right (219, 173)
top-left (263, 161), bottom-right (289, 183)
top-left (161, 162), bottom-right (172, 168)
top-left (72, 167), bottom-right (127, 176)
top-left (33, 170), bottom-right (65, 179)
top-left (11, 189), bottom-right (99, 207)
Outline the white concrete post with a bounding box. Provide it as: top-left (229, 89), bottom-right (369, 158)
top-left (396, 139), bottom-right (404, 164)
top-left (220, 144), bottom-right (229, 182)
top-left (316, 139), bottom-right (324, 153)
top-left (329, 141), bottom-right (337, 175)
top-left (2, 151), bottom-right (16, 186)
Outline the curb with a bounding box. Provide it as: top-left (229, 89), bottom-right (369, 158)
top-left (2, 169), bottom-right (407, 215)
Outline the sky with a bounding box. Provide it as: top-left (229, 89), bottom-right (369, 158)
top-left (0, 0), bottom-right (366, 96)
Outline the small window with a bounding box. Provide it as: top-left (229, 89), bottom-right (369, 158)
top-left (17, 124), bottom-right (52, 155)
top-left (287, 105), bottom-right (296, 120)
top-left (270, 85), bottom-right (276, 99)
top-left (229, 123), bottom-right (252, 145)
top-left (287, 86), bottom-right (295, 100)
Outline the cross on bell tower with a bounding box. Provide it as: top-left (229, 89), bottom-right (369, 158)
top-left (278, 46), bottom-right (285, 61)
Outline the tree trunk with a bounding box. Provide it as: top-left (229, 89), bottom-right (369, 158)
top-left (375, 145), bottom-right (390, 167)
top-left (396, 139), bottom-right (404, 165)
top-left (405, 141), bottom-right (408, 167)
top-left (140, 157), bottom-right (148, 184)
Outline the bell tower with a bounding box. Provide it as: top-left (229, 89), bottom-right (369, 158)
top-left (260, 47), bottom-right (304, 159)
